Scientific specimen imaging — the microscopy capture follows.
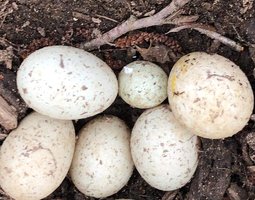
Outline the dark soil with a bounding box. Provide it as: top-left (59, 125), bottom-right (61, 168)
top-left (1, 0), bottom-right (255, 200)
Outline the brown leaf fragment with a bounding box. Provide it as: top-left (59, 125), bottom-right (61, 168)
top-left (0, 133), bottom-right (7, 140)
top-left (227, 183), bottom-right (248, 200)
top-left (0, 71), bottom-right (27, 117)
top-left (162, 190), bottom-right (178, 200)
top-left (247, 166), bottom-right (255, 186)
top-left (245, 132), bottom-right (255, 163)
top-left (0, 95), bottom-right (17, 130)
top-left (0, 46), bottom-right (13, 69)
top-left (240, 0), bottom-right (253, 14)
top-left (136, 45), bottom-right (171, 63)
top-left (246, 132), bottom-right (255, 150)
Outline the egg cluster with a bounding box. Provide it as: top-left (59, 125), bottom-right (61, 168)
top-left (0, 46), bottom-right (253, 200)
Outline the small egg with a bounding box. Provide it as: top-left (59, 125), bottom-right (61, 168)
top-left (17, 45), bottom-right (118, 120)
top-left (118, 61), bottom-right (168, 109)
top-left (131, 104), bottom-right (198, 191)
top-left (0, 112), bottom-right (75, 200)
top-left (70, 115), bottom-right (134, 198)
top-left (168, 52), bottom-right (254, 139)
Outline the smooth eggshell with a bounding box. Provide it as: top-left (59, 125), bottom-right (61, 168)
top-left (70, 115), bottom-right (134, 198)
top-left (168, 52), bottom-right (254, 139)
top-left (118, 61), bottom-right (168, 109)
top-left (131, 104), bottom-right (198, 191)
top-left (0, 112), bottom-right (75, 200)
top-left (17, 46), bottom-right (118, 120)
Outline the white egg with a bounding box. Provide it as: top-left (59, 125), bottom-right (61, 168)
top-left (0, 112), bottom-right (75, 200)
top-left (17, 46), bottom-right (118, 120)
top-left (118, 61), bottom-right (168, 109)
top-left (168, 52), bottom-right (254, 139)
top-left (70, 115), bottom-right (134, 198)
top-left (131, 104), bottom-right (198, 191)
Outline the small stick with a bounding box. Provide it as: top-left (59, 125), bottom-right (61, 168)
top-left (0, 96), bottom-right (17, 130)
top-left (167, 24), bottom-right (244, 52)
top-left (95, 14), bottom-right (119, 23)
top-left (80, 0), bottom-right (191, 50)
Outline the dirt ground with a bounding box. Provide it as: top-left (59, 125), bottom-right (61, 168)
top-left (0, 0), bottom-right (255, 199)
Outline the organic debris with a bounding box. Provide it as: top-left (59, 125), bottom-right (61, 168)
top-left (0, 95), bottom-right (17, 130)
top-left (115, 31), bottom-right (182, 52)
top-left (0, 46), bottom-right (13, 69)
top-left (187, 139), bottom-right (232, 200)
top-left (80, 0), bottom-right (193, 50)
top-left (19, 38), bottom-right (55, 59)
top-left (115, 31), bottom-right (182, 63)
top-left (136, 45), bottom-right (175, 63)
top-left (167, 24), bottom-right (244, 52)
top-left (0, 0), bottom-right (13, 27)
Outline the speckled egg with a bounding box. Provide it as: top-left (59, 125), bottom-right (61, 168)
top-left (168, 52), bottom-right (254, 139)
top-left (70, 115), bottom-right (134, 198)
top-left (131, 104), bottom-right (198, 191)
top-left (17, 45), bottom-right (118, 120)
top-left (118, 61), bottom-right (168, 109)
top-left (0, 112), bottom-right (75, 200)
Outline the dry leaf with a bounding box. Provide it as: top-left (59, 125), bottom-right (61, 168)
top-left (136, 44), bottom-right (171, 63)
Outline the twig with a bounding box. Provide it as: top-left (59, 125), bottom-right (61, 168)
top-left (95, 14), bottom-right (118, 23)
top-left (167, 24), bottom-right (244, 52)
top-left (80, 0), bottom-right (192, 50)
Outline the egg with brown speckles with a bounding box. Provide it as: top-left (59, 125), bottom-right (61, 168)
top-left (168, 52), bottom-right (254, 139)
top-left (0, 112), bottom-right (75, 200)
top-left (70, 115), bottom-right (134, 198)
top-left (130, 104), bottom-right (198, 191)
top-left (118, 61), bottom-right (168, 109)
top-left (17, 46), bottom-right (118, 120)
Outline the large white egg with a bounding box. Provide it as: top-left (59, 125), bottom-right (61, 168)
top-left (118, 61), bottom-right (168, 109)
top-left (17, 46), bottom-right (118, 120)
top-left (131, 104), bottom-right (198, 191)
top-left (70, 115), bottom-right (134, 198)
top-left (0, 112), bottom-right (75, 200)
top-left (168, 52), bottom-right (254, 139)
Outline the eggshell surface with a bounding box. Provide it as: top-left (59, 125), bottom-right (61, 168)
top-left (168, 52), bottom-right (254, 139)
top-left (118, 61), bottom-right (168, 109)
top-left (17, 45), bottom-right (118, 120)
top-left (70, 115), bottom-right (134, 198)
top-left (131, 105), bottom-right (198, 191)
top-left (0, 112), bottom-right (75, 200)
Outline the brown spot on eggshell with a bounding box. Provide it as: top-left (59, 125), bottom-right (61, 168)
top-left (81, 85), bottom-right (88, 90)
top-left (22, 88), bottom-right (28, 94)
top-left (28, 71), bottom-right (33, 77)
top-left (173, 91), bottom-right (185, 96)
top-left (193, 98), bottom-right (201, 103)
top-left (4, 167), bottom-right (12, 174)
top-left (59, 54), bottom-right (65, 68)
